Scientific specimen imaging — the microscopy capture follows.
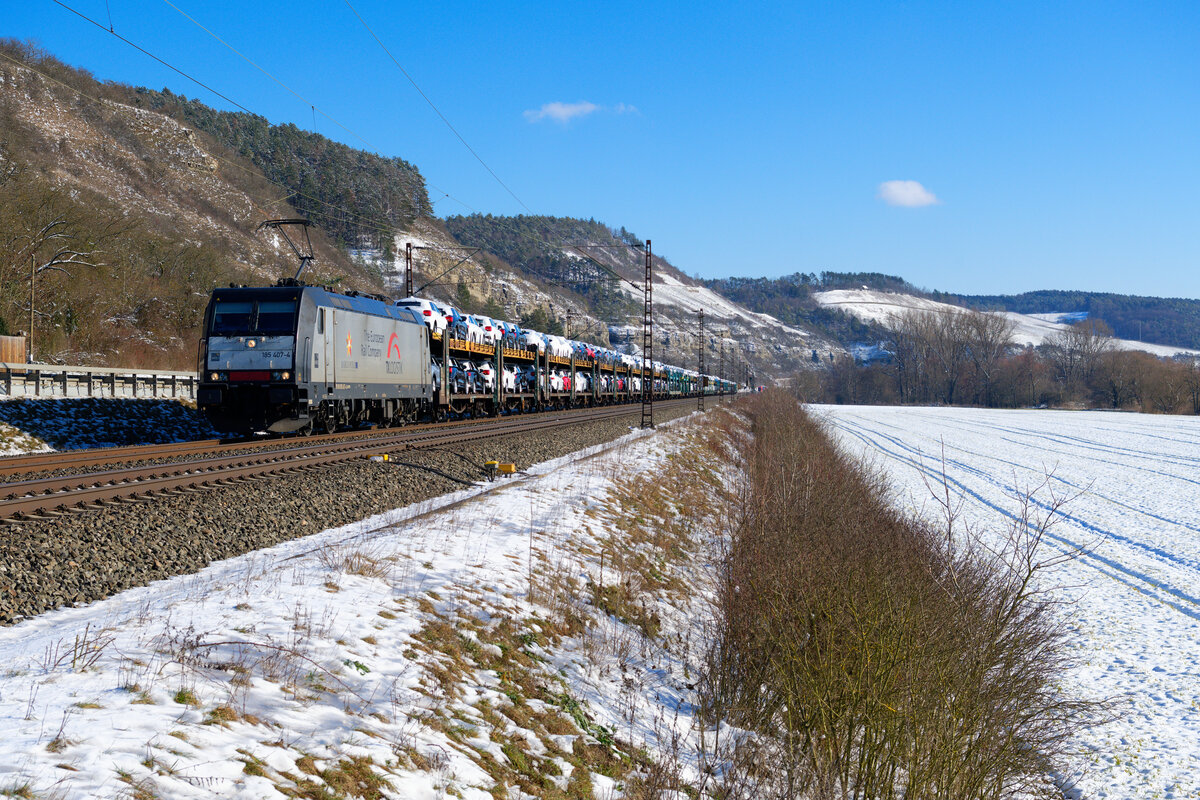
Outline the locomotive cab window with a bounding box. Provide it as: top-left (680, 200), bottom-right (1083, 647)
top-left (212, 300), bottom-right (253, 334)
top-left (257, 300), bottom-right (297, 334)
top-left (318, 308), bottom-right (325, 334)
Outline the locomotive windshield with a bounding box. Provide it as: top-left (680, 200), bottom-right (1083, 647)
top-left (212, 300), bottom-right (253, 334)
top-left (257, 300), bottom-right (297, 334)
top-left (210, 294), bottom-right (297, 336)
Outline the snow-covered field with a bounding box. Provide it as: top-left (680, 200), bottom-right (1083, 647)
top-left (814, 288), bottom-right (1199, 358)
top-left (817, 404), bottom-right (1200, 799)
top-left (0, 415), bottom-right (725, 799)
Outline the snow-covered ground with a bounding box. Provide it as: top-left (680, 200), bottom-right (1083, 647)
top-left (817, 404), bottom-right (1200, 799)
top-left (0, 415), bottom-right (728, 799)
top-left (814, 288), bottom-right (1199, 358)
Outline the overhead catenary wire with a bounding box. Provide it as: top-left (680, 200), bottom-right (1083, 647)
top-left (414, 249), bottom-right (483, 295)
top-left (342, 0), bottom-right (533, 215)
top-left (0, 45), bottom-right (596, 278)
top-left (49, 0), bottom-right (256, 115)
top-left (46, 1), bottom-right (647, 277)
top-left (36, 4), bottom-right (577, 262)
top-left (30, 4), bottom-right (658, 301)
top-left (158, 0), bottom-right (382, 156)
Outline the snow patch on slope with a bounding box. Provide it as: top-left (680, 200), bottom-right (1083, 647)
top-left (621, 272), bottom-right (811, 337)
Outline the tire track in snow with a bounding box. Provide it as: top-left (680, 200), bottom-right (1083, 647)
top-left (824, 414), bottom-right (1200, 623)
top-left (830, 412), bottom-right (1200, 540)
top-left (906, 412), bottom-right (1200, 472)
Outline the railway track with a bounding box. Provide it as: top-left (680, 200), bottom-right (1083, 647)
top-left (0, 398), bottom-right (696, 523)
top-left (0, 404), bottom-right (632, 478)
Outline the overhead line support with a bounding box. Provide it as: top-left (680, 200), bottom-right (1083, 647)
top-left (641, 240), bottom-right (654, 429)
top-left (405, 242), bottom-right (413, 297)
top-left (697, 308), bottom-right (705, 412)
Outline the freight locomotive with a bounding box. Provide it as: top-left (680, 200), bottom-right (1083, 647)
top-left (196, 279), bottom-right (735, 435)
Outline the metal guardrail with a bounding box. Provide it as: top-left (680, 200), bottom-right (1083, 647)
top-left (0, 363), bottom-right (198, 400)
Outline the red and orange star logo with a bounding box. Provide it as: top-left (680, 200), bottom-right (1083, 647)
top-left (346, 333), bottom-right (352, 356)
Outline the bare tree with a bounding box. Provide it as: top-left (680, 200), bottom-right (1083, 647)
top-left (0, 171), bottom-right (121, 350)
top-left (1183, 359), bottom-right (1200, 415)
top-left (888, 309), bottom-right (974, 404)
top-left (886, 309), bottom-right (934, 403)
top-left (1043, 319), bottom-right (1114, 400)
top-left (963, 310), bottom-right (1016, 405)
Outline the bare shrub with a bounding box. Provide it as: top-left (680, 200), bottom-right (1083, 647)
top-left (317, 543), bottom-right (391, 580)
top-left (698, 389), bottom-right (1100, 799)
top-left (38, 622), bottom-right (115, 672)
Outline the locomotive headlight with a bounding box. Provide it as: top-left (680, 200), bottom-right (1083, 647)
top-left (247, 339), bottom-right (257, 348)
top-left (208, 371), bottom-right (228, 382)
top-left (271, 370), bottom-right (292, 381)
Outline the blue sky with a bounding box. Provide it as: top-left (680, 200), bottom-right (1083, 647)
top-left (7, 1), bottom-right (1199, 297)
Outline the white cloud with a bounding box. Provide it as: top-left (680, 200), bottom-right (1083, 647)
top-left (877, 180), bottom-right (940, 207)
top-left (524, 101), bottom-right (599, 124)
top-left (523, 101), bottom-right (639, 124)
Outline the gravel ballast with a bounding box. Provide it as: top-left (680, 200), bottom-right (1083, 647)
top-left (0, 403), bottom-right (701, 624)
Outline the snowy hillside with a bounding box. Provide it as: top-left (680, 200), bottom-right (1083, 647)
top-left (619, 272), bottom-right (809, 338)
top-left (614, 271), bottom-right (822, 374)
top-left (814, 289), bottom-right (1199, 357)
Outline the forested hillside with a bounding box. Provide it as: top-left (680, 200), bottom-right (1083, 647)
top-left (938, 289), bottom-right (1200, 350)
top-left (123, 87), bottom-right (431, 254)
top-left (444, 214), bottom-right (641, 321)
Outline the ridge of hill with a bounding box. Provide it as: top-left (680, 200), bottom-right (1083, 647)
top-left (122, 86), bottom-right (431, 255)
top-left (704, 271), bottom-right (1200, 356)
top-left (1, 41), bottom-right (828, 378)
top-left (935, 289), bottom-right (1200, 350)
top-left (812, 288), bottom-right (1199, 359)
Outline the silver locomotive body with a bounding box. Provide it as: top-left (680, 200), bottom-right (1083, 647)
top-left (198, 285), bottom-right (430, 434)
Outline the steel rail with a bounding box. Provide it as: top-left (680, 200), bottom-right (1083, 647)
top-left (0, 399), bottom-right (672, 477)
top-left (0, 399), bottom-right (695, 521)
